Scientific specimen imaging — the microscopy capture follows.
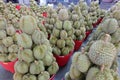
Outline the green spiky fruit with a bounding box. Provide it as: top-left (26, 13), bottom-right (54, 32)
top-left (15, 33), bottom-right (32, 49)
top-left (2, 37), bottom-right (13, 47)
top-left (55, 20), bottom-right (62, 30)
top-left (52, 47), bottom-right (61, 55)
top-left (52, 28), bottom-right (60, 38)
top-left (32, 30), bottom-right (46, 44)
top-left (60, 30), bottom-right (68, 39)
top-left (13, 72), bottom-right (23, 80)
top-left (86, 67), bottom-right (100, 80)
top-left (30, 60), bottom-right (45, 74)
top-left (101, 18), bottom-right (118, 34)
top-left (0, 54), bottom-right (8, 62)
top-left (67, 28), bottom-right (75, 36)
top-left (72, 52), bottom-right (80, 65)
top-left (42, 53), bottom-right (53, 66)
top-left (72, 14), bottom-right (79, 21)
top-left (56, 39), bottom-right (65, 48)
top-left (6, 24), bottom-right (15, 36)
top-left (47, 62), bottom-right (59, 75)
top-left (0, 30), bottom-right (6, 39)
top-left (58, 9), bottom-right (69, 21)
top-left (22, 74), bottom-right (37, 80)
top-left (62, 47), bottom-right (70, 56)
top-left (73, 21), bottom-right (80, 29)
top-left (63, 21), bottom-right (72, 31)
top-left (49, 35), bottom-right (57, 45)
top-left (16, 61), bottom-right (29, 74)
top-left (19, 15), bottom-right (37, 34)
top-left (19, 49), bottom-right (34, 63)
top-left (33, 45), bottom-right (47, 60)
top-left (49, 18), bottom-right (55, 24)
top-left (38, 71), bottom-right (50, 80)
top-left (111, 28), bottom-right (120, 43)
top-left (8, 44), bottom-right (18, 53)
top-left (8, 53), bottom-right (17, 61)
top-left (75, 30), bottom-right (81, 37)
top-left (76, 53), bottom-right (91, 73)
top-left (69, 65), bottom-right (81, 80)
top-left (88, 40), bottom-right (117, 67)
top-left (0, 16), bottom-right (7, 30)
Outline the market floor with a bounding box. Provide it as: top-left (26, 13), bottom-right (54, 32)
top-left (0, 1), bottom-right (119, 80)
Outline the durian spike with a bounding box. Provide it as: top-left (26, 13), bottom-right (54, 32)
top-left (100, 64), bottom-right (105, 72)
top-left (104, 34), bottom-right (110, 42)
top-left (81, 47), bottom-right (85, 54)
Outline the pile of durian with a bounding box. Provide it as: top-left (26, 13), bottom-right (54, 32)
top-left (88, 1), bottom-right (106, 24)
top-left (86, 18), bottom-right (120, 53)
top-left (69, 5), bottom-right (86, 40)
top-left (65, 34), bottom-right (120, 80)
top-left (13, 15), bottom-right (59, 80)
top-left (44, 7), bottom-right (58, 34)
top-left (49, 8), bottom-right (75, 56)
top-left (0, 15), bottom-right (18, 62)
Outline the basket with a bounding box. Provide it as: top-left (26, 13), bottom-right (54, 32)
top-left (53, 50), bottom-right (74, 67)
top-left (74, 40), bottom-right (83, 51)
top-left (0, 59), bottom-right (18, 73)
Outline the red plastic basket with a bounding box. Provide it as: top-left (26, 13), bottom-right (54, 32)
top-left (0, 59), bottom-right (18, 73)
top-left (74, 40), bottom-right (83, 51)
top-left (53, 50), bottom-right (74, 67)
top-left (42, 12), bottom-right (47, 17)
top-left (15, 4), bottom-right (21, 10)
top-left (93, 17), bottom-right (103, 28)
top-left (85, 30), bottom-right (92, 40)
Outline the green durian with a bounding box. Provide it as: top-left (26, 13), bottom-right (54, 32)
top-left (22, 74), bottom-right (37, 80)
top-left (62, 47), bottom-right (70, 56)
top-left (52, 28), bottom-right (60, 38)
top-left (52, 47), bottom-right (61, 55)
top-left (8, 53), bottom-right (17, 61)
top-left (19, 15), bottom-right (37, 34)
top-left (49, 35), bottom-right (57, 45)
top-left (0, 16), bottom-right (7, 30)
top-left (63, 20), bottom-right (72, 31)
top-left (33, 44), bottom-right (47, 60)
top-left (8, 44), bottom-right (18, 53)
top-left (0, 54), bottom-right (8, 62)
top-left (15, 33), bottom-right (32, 49)
top-left (60, 30), bottom-right (68, 39)
top-left (2, 37), bottom-right (13, 47)
top-left (58, 9), bottom-right (69, 21)
top-left (30, 60), bottom-right (45, 74)
top-left (19, 49), bottom-right (34, 63)
top-left (0, 30), bottom-right (6, 39)
top-left (6, 24), bottom-right (15, 36)
top-left (56, 39), bottom-right (65, 48)
top-left (16, 60), bottom-right (29, 74)
top-left (38, 71), bottom-right (50, 80)
top-left (47, 62), bottom-right (59, 75)
top-left (13, 72), bottom-right (23, 80)
top-left (55, 20), bottom-right (62, 30)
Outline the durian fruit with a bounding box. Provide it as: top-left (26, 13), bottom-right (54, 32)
top-left (7, 53), bottom-right (17, 61)
top-left (14, 22), bottom-right (59, 80)
top-left (47, 61), bottom-right (59, 75)
top-left (19, 15), bottom-right (37, 34)
top-left (13, 72), bottom-right (23, 80)
top-left (30, 60), bottom-right (45, 74)
top-left (0, 30), bottom-right (6, 39)
top-left (15, 60), bottom-right (29, 74)
top-left (0, 15), bottom-right (7, 30)
top-left (32, 29), bottom-right (46, 44)
top-left (100, 18), bottom-right (119, 34)
top-left (38, 71), bottom-right (50, 80)
top-left (88, 34), bottom-right (117, 68)
top-left (6, 24), bottom-right (15, 36)
top-left (2, 37), bottom-right (13, 47)
top-left (15, 33), bottom-right (32, 49)
top-left (44, 7), bottom-right (58, 34)
top-left (22, 74), bottom-right (37, 80)
top-left (58, 8), bottom-right (69, 21)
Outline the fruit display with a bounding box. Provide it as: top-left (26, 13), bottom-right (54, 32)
top-left (0, 15), bottom-right (18, 62)
top-left (88, 1), bottom-right (106, 24)
top-left (50, 8), bottom-right (75, 56)
top-left (69, 5), bottom-right (86, 40)
top-left (65, 35), bottom-right (120, 80)
top-left (14, 15), bottom-right (59, 80)
top-left (44, 7), bottom-right (58, 34)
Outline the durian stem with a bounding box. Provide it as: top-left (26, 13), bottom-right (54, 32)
top-left (100, 64), bottom-right (105, 72)
top-left (104, 34), bottom-right (110, 42)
